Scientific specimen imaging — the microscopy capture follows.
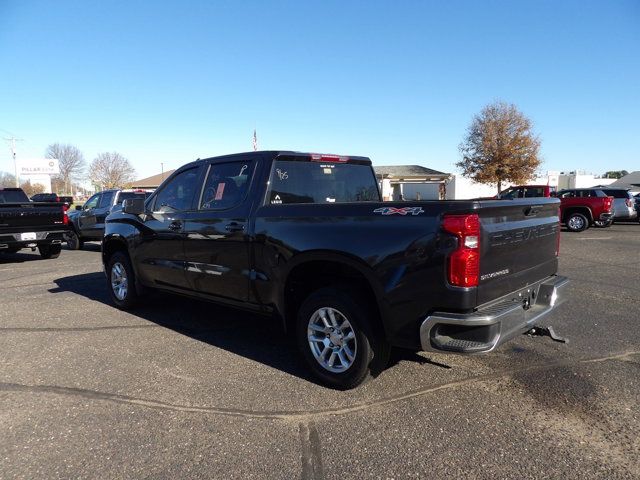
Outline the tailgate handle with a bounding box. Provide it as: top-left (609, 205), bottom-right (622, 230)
top-left (524, 206), bottom-right (540, 216)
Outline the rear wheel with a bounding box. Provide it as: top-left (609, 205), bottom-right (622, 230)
top-left (65, 230), bottom-right (84, 250)
top-left (565, 213), bottom-right (589, 232)
top-left (296, 286), bottom-right (390, 389)
top-left (107, 251), bottom-right (139, 310)
top-left (38, 244), bottom-right (62, 259)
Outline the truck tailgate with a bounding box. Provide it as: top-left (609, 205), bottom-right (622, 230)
top-left (0, 203), bottom-right (66, 233)
top-left (477, 198), bottom-right (560, 305)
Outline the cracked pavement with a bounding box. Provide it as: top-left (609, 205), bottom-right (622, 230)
top-left (1, 224), bottom-right (639, 479)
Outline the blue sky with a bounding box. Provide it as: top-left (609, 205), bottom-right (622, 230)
top-left (1, 0), bottom-right (638, 180)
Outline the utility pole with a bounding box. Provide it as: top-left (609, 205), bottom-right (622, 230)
top-left (3, 136), bottom-right (23, 187)
top-left (161, 162), bottom-right (164, 182)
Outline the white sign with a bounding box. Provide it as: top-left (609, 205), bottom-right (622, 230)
top-left (18, 158), bottom-right (60, 176)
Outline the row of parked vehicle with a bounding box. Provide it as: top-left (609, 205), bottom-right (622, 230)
top-left (0, 188), bottom-right (153, 258)
top-left (494, 185), bottom-right (639, 232)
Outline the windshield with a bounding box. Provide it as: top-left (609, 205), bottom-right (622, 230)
top-left (266, 160), bottom-right (380, 204)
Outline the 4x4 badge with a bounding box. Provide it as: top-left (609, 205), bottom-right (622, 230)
top-left (374, 206), bottom-right (425, 216)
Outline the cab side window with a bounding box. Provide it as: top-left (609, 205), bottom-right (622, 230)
top-left (524, 187), bottom-right (544, 197)
top-left (84, 194), bottom-right (101, 209)
top-left (200, 161), bottom-right (253, 210)
top-left (153, 167), bottom-right (200, 212)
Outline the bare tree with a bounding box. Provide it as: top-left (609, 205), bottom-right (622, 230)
top-left (457, 101), bottom-right (541, 193)
top-left (89, 152), bottom-right (136, 189)
top-left (0, 171), bottom-right (16, 188)
top-left (45, 143), bottom-right (86, 194)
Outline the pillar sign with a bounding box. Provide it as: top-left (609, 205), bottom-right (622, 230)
top-left (17, 159), bottom-right (60, 176)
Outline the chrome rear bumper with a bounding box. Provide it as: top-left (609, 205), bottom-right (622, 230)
top-left (420, 275), bottom-right (569, 353)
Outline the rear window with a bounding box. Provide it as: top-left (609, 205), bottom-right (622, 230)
top-left (266, 160), bottom-right (380, 204)
top-left (602, 189), bottom-right (631, 199)
top-left (117, 191), bottom-right (152, 205)
top-left (0, 189), bottom-right (30, 203)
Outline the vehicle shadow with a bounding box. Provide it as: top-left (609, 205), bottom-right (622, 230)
top-left (50, 272), bottom-right (317, 384)
top-left (65, 242), bottom-right (102, 252)
top-left (0, 251), bottom-right (44, 263)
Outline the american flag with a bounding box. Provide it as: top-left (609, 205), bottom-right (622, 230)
top-left (252, 129), bottom-right (257, 151)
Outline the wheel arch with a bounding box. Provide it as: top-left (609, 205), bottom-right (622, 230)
top-left (563, 207), bottom-right (593, 223)
top-left (279, 251), bottom-right (388, 340)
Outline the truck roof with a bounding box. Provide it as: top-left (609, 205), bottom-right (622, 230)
top-left (196, 151), bottom-right (372, 166)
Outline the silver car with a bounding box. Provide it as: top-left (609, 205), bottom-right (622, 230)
top-left (601, 188), bottom-right (638, 222)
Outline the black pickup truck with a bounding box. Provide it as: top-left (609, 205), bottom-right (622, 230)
top-left (0, 188), bottom-right (68, 259)
top-left (103, 151), bottom-right (568, 388)
top-left (66, 188), bottom-right (153, 249)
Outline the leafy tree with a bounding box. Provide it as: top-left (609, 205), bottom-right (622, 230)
top-left (603, 170), bottom-right (629, 179)
top-left (89, 152), bottom-right (136, 189)
top-left (457, 101), bottom-right (541, 193)
top-left (45, 143), bottom-right (86, 194)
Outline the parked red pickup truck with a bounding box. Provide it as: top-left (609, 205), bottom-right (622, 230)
top-left (556, 188), bottom-right (614, 232)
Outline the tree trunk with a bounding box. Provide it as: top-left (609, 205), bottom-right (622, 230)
top-left (497, 180), bottom-right (502, 195)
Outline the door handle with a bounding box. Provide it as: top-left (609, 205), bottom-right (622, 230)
top-left (169, 221), bottom-right (182, 231)
top-left (225, 222), bottom-right (245, 232)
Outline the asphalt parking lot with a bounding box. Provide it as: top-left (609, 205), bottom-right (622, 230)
top-left (1, 224), bottom-right (639, 479)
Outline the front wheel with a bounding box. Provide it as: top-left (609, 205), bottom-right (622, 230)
top-left (107, 252), bottom-right (139, 310)
top-left (296, 287), bottom-right (389, 389)
top-left (565, 213), bottom-right (589, 232)
top-left (38, 244), bottom-right (62, 259)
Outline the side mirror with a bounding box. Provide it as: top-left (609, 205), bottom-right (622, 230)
top-left (75, 205), bottom-right (82, 211)
top-left (123, 197), bottom-right (145, 215)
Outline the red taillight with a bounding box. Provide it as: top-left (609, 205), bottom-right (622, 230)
top-left (604, 197), bottom-right (613, 211)
top-left (310, 153), bottom-right (349, 163)
top-left (63, 207), bottom-right (69, 225)
top-left (442, 214), bottom-right (480, 287)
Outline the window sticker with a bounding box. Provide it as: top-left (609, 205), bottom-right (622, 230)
top-left (271, 194), bottom-right (282, 204)
top-left (215, 183), bottom-right (226, 200)
top-left (276, 169), bottom-right (288, 180)
top-left (323, 168), bottom-right (332, 175)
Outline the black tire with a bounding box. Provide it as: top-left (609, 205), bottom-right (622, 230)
top-left (65, 230), bottom-right (84, 250)
top-left (38, 244), bottom-right (62, 259)
top-left (106, 251), bottom-right (139, 310)
top-left (565, 212), bottom-right (589, 232)
top-left (296, 286), bottom-right (390, 390)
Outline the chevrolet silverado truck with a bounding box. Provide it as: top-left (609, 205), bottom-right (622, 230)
top-left (0, 188), bottom-right (68, 259)
top-left (556, 188), bottom-right (614, 231)
top-left (102, 151), bottom-right (568, 389)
